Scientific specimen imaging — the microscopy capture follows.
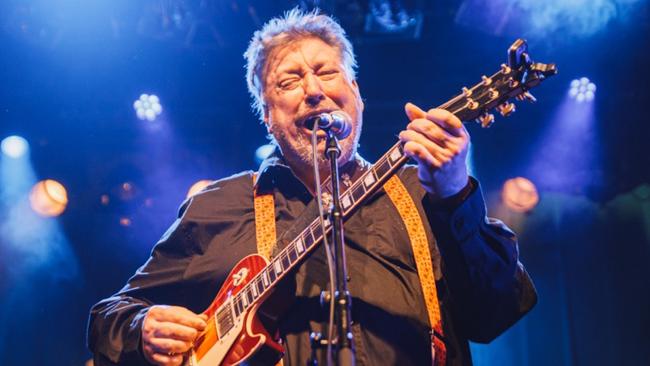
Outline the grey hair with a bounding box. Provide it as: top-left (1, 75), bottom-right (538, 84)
top-left (244, 8), bottom-right (357, 120)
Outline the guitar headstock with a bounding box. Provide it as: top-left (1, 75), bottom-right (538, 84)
top-left (441, 39), bottom-right (557, 127)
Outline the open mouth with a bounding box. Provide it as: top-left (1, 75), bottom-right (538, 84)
top-left (298, 110), bottom-right (335, 135)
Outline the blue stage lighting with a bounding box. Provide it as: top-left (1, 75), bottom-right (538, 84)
top-left (1, 136), bottom-right (29, 158)
top-left (255, 144), bottom-right (275, 164)
top-left (133, 94), bottom-right (163, 121)
top-left (569, 77), bottom-right (596, 102)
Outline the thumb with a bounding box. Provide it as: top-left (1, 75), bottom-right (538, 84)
top-left (404, 102), bottom-right (427, 121)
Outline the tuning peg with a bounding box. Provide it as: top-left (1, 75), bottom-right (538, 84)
top-left (500, 64), bottom-right (512, 74)
top-left (476, 112), bottom-right (495, 128)
top-left (465, 98), bottom-right (479, 110)
top-left (488, 88), bottom-right (499, 100)
top-left (497, 102), bottom-right (516, 117)
top-left (481, 75), bottom-right (493, 86)
top-left (515, 91), bottom-right (537, 103)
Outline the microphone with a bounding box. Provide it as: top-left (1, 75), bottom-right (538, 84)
top-left (305, 111), bottom-right (352, 139)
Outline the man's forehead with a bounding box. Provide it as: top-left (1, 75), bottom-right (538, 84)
top-left (264, 37), bottom-right (342, 75)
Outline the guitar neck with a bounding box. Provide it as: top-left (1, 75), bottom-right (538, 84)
top-left (228, 141), bottom-right (410, 318)
top-left (229, 47), bottom-right (557, 317)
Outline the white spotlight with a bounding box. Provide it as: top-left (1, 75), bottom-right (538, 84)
top-left (1, 135), bottom-right (29, 158)
top-left (133, 94), bottom-right (163, 121)
top-left (569, 77), bottom-right (596, 102)
top-left (255, 144), bottom-right (275, 164)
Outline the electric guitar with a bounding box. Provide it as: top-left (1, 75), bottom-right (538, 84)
top-left (184, 39), bottom-right (557, 366)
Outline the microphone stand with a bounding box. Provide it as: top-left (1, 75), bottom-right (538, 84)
top-left (325, 130), bottom-right (355, 366)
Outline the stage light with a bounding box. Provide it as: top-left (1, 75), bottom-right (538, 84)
top-left (569, 77), bottom-right (596, 102)
top-left (133, 94), bottom-right (163, 121)
top-left (456, 0), bottom-right (644, 39)
top-left (187, 180), bottom-right (212, 198)
top-left (29, 179), bottom-right (69, 217)
top-left (1, 135), bottom-right (29, 158)
top-left (255, 144), bottom-right (275, 164)
top-left (502, 177), bottom-right (539, 213)
top-left (100, 194), bottom-right (110, 205)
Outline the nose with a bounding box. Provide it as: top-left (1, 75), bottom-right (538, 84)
top-left (303, 73), bottom-right (325, 106)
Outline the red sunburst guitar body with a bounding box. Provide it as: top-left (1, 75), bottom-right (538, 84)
top-left (185, 254), bottom-right (284, 366)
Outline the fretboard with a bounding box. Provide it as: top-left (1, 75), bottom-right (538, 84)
top-left (229, 142), bottom-right (410, 319)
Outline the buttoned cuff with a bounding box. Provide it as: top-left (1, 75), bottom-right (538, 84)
top-left (425, 177), bottom-right (486, 242)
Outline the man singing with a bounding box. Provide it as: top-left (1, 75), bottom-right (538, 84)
top-left (88, 9), bottom-right (536, 366)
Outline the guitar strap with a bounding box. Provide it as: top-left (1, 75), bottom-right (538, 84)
top-left (253, 174), bottom-right (277, 261)
top-left (383, 176), bottom-right (447, 366)
top-left (253, 174), bottom-right (446, 366)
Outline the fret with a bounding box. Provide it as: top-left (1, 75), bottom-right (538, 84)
top-left (388, 145), bottom-right (403, 163)
top-left (374, 157), bottom-right (390, 178)
top-left (235, 297), bottom-right (243, 315)
top-left (250, 282), bottom-right (258, 297)
top-left (241, 293), bottom-right (248, 307)
top-left (288, 245), bottom-right (298, 263)
top-left (262, 270), bottom-right (270, 286)
top-left (341, 192), bottom-right (352, 211)
top-left (312, 223), bottom-right (323, 239)
top-left (363, 170), bottom-right (377, 188)
top-left (256, 277), bottom-right (264, 294)
top-left (245, 288), bottom-right (254, 304)
top-left (304, 230), bottom-right (315, 248)
top-left (273, 259), bottom-right (283, 275)
top-left (268, 267), bottom-right (277, 282)
top-left (280, 253), bottom-right (290, 270)
top-left (296, 237), bottom-right (305, 253)
top-left (350, 182), bottom-right (366, 203)
top-left (233, 301), bottom-right (244, 316)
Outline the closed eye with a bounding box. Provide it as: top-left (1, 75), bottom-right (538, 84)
top-left (318, 69), bottom-right (339, 80)
top-left (278, 77), bottom-right (301, 90)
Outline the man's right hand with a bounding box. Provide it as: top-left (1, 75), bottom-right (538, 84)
top-left (141, 305), bottom-right (208, 366)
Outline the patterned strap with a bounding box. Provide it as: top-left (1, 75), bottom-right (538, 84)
top-left (383, 175), bottom-right (447, 366)
top-left (253, 175), bottom-right (277, 261)
top-left (253, 175), bottom-right (284, 366)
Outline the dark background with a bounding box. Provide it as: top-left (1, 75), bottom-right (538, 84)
top-left (0, 1), bottom-right (648, 365)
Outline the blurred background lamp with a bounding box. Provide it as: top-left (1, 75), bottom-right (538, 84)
top-left (186, 179), bottom-right (212, 198)
top-left (29, 179), bottom-right (69, 217)
top-left (255, 144), bottom-right (275, 164)
top-left (1, 135), bottom-right (29, 158)
top-left (569, 77), bottom-right (596, 102)
top-left (133, 93), bottom-right (163, 121)
top-left (502, 177), bottom-right (539, 213)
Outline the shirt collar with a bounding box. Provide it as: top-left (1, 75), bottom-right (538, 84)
top-left (254, 146), bottom-right (370, 194)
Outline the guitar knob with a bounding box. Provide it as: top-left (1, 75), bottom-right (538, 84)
top-left (481, 75), bottom-right (493, 86)
top-left (497, 102), bottom-right (516, 117)
top-left (476, 113), bottom-right (495, 128)
top-left (515, 91), bottom-right (537, 103)
top-left (465, 98), bottom-right (479, 110)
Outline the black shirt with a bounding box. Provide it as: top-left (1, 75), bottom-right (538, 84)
top-left (87, 155), bottom-right (537, 365)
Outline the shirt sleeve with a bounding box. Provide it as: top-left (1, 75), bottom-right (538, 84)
top-left (87, 207), bottom-right (198, 365)
top-left (87, 172), bottom-right (256, 365)
top-left (422, 177), bottom-right (537, 343)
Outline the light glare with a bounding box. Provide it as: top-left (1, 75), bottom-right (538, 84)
top-left (29, 179), bottom-right (69, 217)
top-left (1, 135), bottom-right (29, 158)
top-left (133, 93), bottom-right (163, 121)
top-left (569, 77), bottom-right (596, 103)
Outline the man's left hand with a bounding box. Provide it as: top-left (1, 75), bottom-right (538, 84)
top-left (399, 102), bottom-right (470, 199)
